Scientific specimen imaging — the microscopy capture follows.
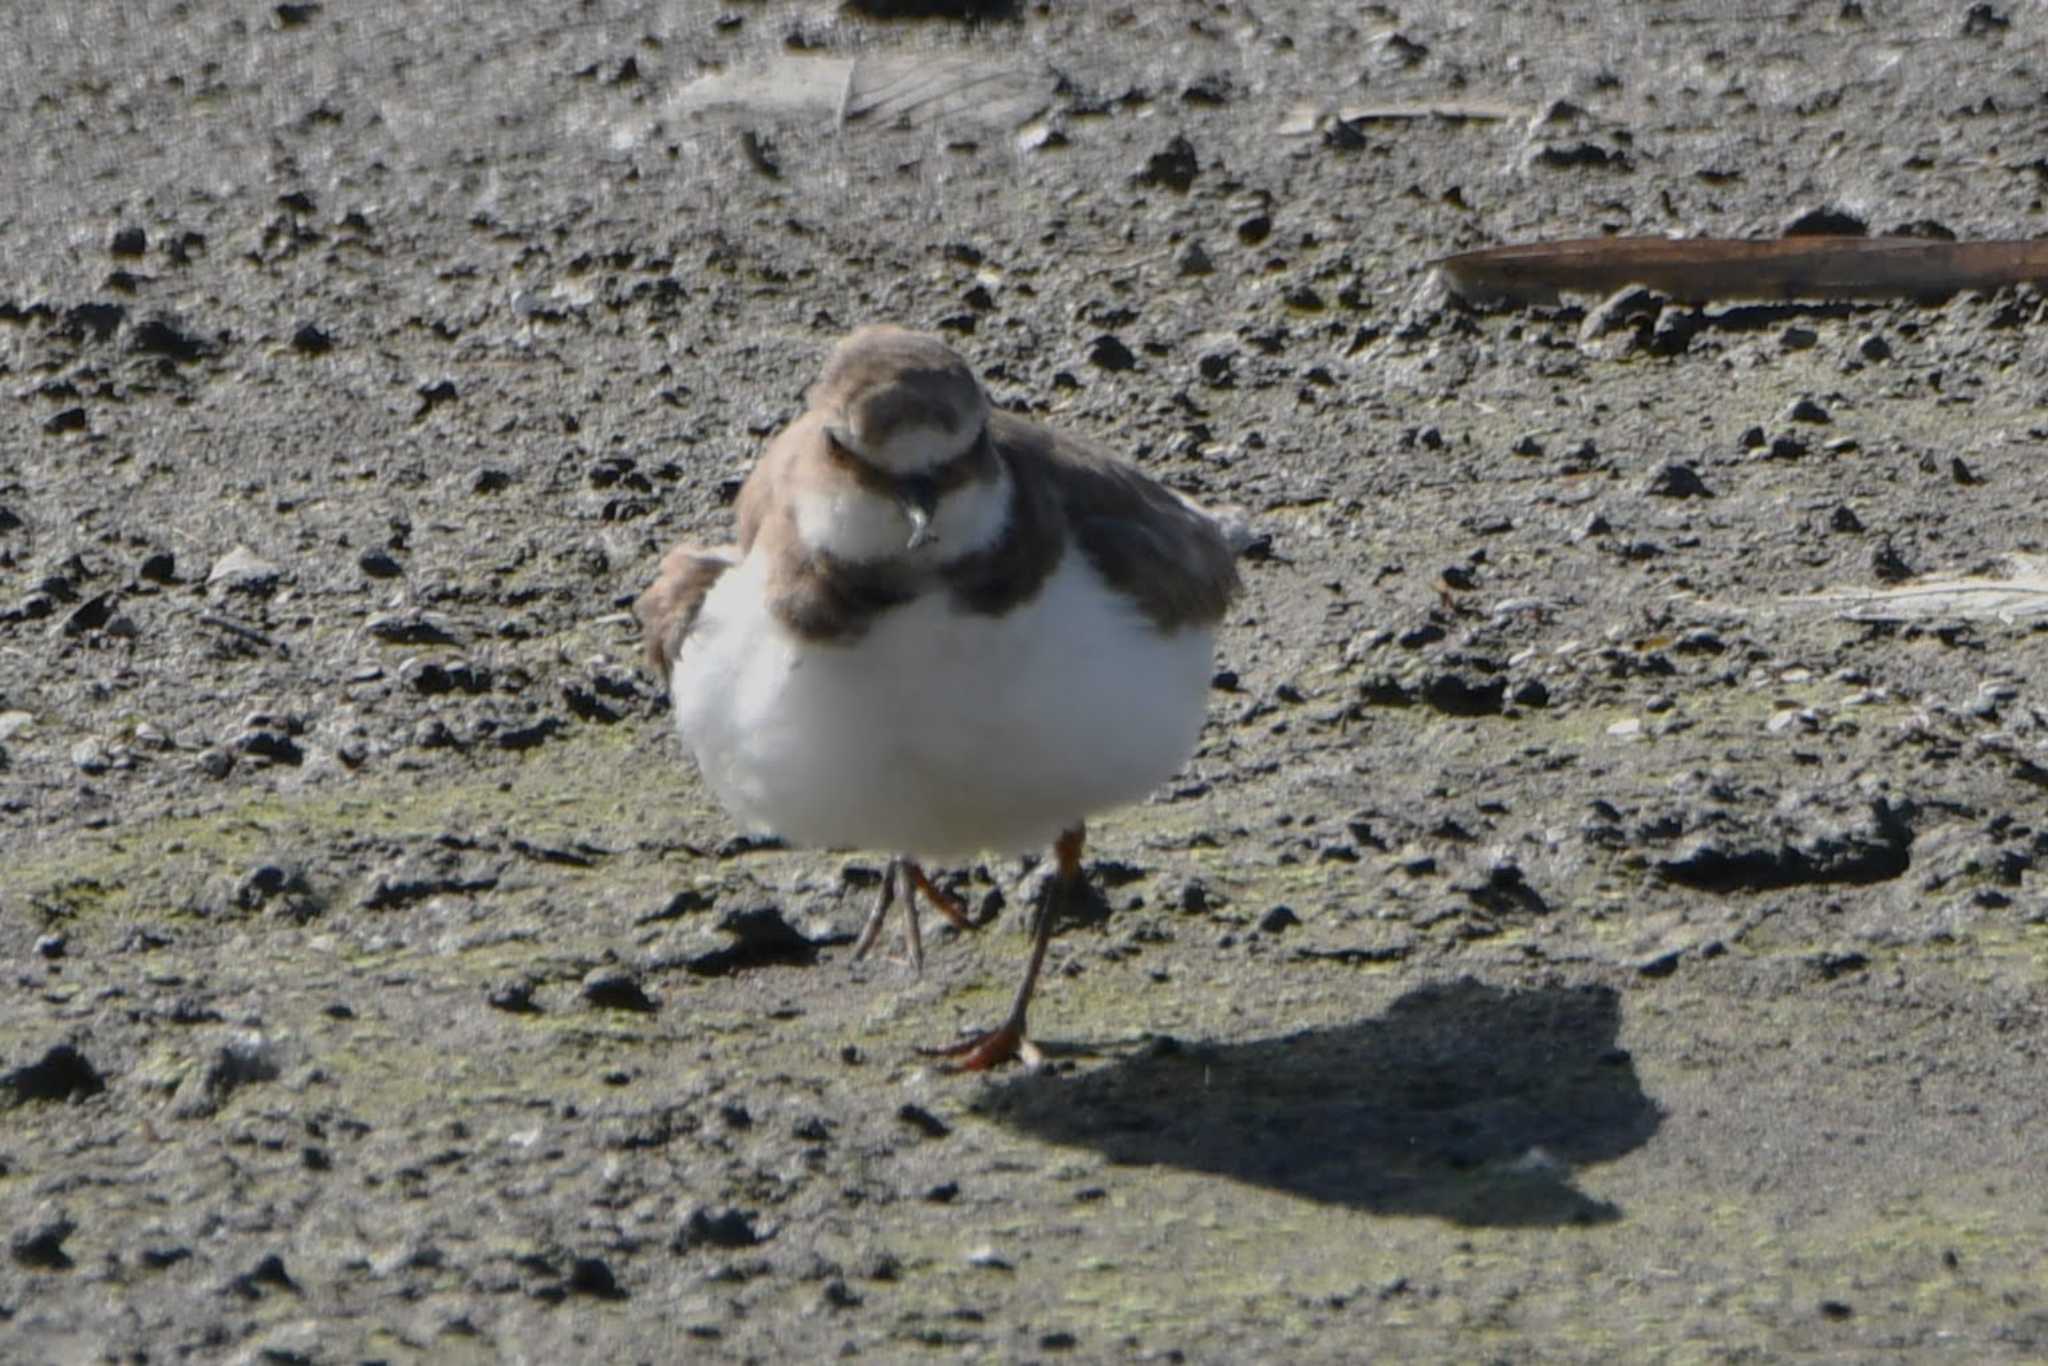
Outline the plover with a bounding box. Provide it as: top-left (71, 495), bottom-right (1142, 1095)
top-left (636, 325), bottom-right (1240, 1068)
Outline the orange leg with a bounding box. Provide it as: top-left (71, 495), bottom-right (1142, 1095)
top-left (906, 862), bottom-right (975, 930)
top-left (919, 823), bottom-right (1083, 1071)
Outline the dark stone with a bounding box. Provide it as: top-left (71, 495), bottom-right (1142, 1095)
top-left (1645, 463), bottom-right (1712, 499)
top-left (487, 980), bottom-right (541, 1014)
top-left (62, 301), bottom-right (125, 341)
top-left (581, 968), bottom-right (658, 1013)
top-left (357, 549), bottom-right (402, 578)
top-left (11, 1212), bottom-right (75, 1270)
top-left (2, 1044), bottom-right (106, 1105)
top-left (1782, 207), bottom-right (1868, 237)
top-left (1087, 334), bottom-right (1136, 371)
top-left (1637, 950), bottom-right (1683, 979)
top-left (896, 1103), bottom-right (951, 1138)
top-left (60, 593), bottom-right (116, 636)
top-left (567, 1256), bottom-right (627, 1299)
top-left (1258, 905), bottom-right (1301, 933)
top-left (1134, 134), bottom-right (1199, 192)
top-left (1421, 673), bottom-right (1506, 717)
top-left (1532, 142), bottom-right (1631, 171)
top-left (290, 322), bottom-right (333, 354)
top-left (234, 729), bottom-right (304, 766)
top-left (842, 0), bottom-right (1020, 17)
top-left (674, 1207), bottom-right (764, 1252)
top-left (130, 317), bottom-right (212, 362)
top-left (1871, 541), bottom-right (1914, 583)
top-left (686, 907), bottom-right (819, 975)
top-left (560, 682), bottom-right (624, 724)
top-left (1656, 802), bottom-right (1913, 891)
top-left (493, 716), bottom-right (562, 750)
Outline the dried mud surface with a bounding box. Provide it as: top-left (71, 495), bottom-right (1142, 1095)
top-left (3, 2), bottom-right (2047, 1362)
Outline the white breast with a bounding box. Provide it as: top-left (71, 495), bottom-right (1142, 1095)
top-left (669, 552), bottom-right (1216, 859)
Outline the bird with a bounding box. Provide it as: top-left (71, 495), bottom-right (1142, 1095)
top-left (635, 324), bottom-right (1241, 1068)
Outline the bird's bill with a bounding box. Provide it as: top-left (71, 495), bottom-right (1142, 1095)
top-left (897, 475), bottom-right (940, 550)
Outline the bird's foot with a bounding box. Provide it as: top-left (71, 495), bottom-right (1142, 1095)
top-left (917, 1022), bottom-right (1044, 1072)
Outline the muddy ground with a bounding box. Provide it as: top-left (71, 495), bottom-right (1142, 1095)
top-left (4, 1), bottom-right (2047, 1361)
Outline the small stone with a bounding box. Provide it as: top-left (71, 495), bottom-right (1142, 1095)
top-left (1176, 241), bottom-right (1214, 276)
top-left (109, 226), bottom-right (147, 257)
top-left (34, 933), bottom-right (66, 960)
top-left (1087, 334), bottom-right (1137, 372)
top-left (290, 322), bottom-right (333, 354)
top-left (1871, 541), bottom-right (1914, 582)
top-left (1, 1044), bottom-right (106, 1104)
top-left (11, 1209), bottom-right (76, 1270)
top-left (1134, 134), bottom-right (1199, 192)
top-left (1258, 905), bottom-right (1301, 933)
top-left (1857, 334), bottom-right (1891, 361)
top-left (673, 1207), bottom-right (763, 1252)
top-left (685, 906), bottom-right (818, 975)
top-left (233, 729), bottom-right (304, 765)
top-left (1766, 707), bottom-right (1816, 734)
top-left (1637, 950), bottom-right (1682, 978)
top-left (1780, 326), bottom-right (1819, 351)
top-left (358, 549), bottom-right (402, 578)
top-left (206, 545), bottom-right (282, 596)
top-left (567, 1256), bottom-right (627, 1299)
top-left (1606, 718), bottom-right (1643, 740)
top-left (488, 980), bottom-right (541, 1013)
top-left (1785, 396), bottom-right (1831, 424)
top-left (581, 967), bottom-right (658, 1013)
top-left (70, 739), bottom-right (111, 774)
top-left (896, 1103), bottom-right (951, 1139)
top-left (1644, 463), bottom-right (1711, 498)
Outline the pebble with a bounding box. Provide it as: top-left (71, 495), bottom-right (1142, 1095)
top-left (581, 967), bottom-right (658, 1012)
top-left (206, 545), bottom-right (282, 595)
top-left (10, 1209), bottom-right (76, 1269)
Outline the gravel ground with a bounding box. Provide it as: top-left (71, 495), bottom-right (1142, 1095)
top-left (4, 2), bottom-right (2047, 1361)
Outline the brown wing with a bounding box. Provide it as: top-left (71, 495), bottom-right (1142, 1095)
top-left (994, 411), bottom-right (1241, 632)
top-left (634, 543), bottom-right (737, 682)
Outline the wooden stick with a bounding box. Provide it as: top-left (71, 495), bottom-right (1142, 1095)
top-left (1433, 237), bottom-right (2048, 306)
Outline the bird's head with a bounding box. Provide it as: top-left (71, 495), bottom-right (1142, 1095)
top-left (798, 326), bottom-right (1009, 562)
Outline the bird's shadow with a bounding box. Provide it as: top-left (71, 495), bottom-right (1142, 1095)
top-left (980, 976), bottom-right (1661, 1228)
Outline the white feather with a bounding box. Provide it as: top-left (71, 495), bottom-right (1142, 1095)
top-left (670, 551), bottom-right (1215, 860)
top-left (792, 464), bottom-right (1013, 565)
